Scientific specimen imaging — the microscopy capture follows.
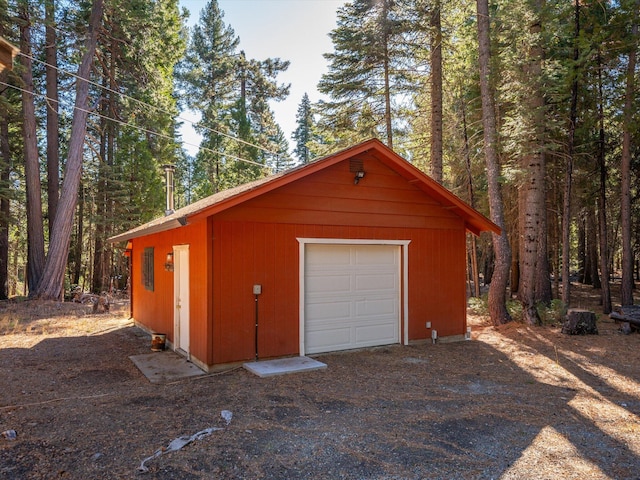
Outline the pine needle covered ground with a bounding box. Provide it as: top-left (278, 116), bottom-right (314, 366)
top-left (1, 284), bottom-right (638, 479)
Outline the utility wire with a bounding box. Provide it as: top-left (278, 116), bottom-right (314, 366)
top-left (0, 79), bottom-right (269, 169)
top-left (9, 7), bottom-right (296, 163)
top-left (12, 9), bottom-right (294, 161)
top-left (15, 50), bottom-right (288, 159)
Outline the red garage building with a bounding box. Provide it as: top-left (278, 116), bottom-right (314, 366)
top-left (110, 139), bottom-right (499, 371)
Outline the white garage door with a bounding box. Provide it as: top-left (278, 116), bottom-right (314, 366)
top-left (304, 244), bottom-right (400, 354)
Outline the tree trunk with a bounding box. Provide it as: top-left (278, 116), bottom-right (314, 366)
top-left (511, 254), bottom-right (520, 295)
top-left (476, 0), bottom-right (512, 325)
top-left (102, 46), bottom-right (117, 290)
top-left (515, 185), bottom-right (524, 299)
top-left (104, 117), bottom-right (115, 293)
top-left (462, 100), bottom-right (480, 297)
top-left (531, 9), bottom-right (552, 306)
top-left (0, 9), bottom-right (11, 300)
top-left (46, 0), bottom-right (60, 235)
top-left (429, 0), bottom-right (443, 183)
top-left (596, 50), bottom-right (611, 314)
top-left (620, 0), bottom-right (638, 306)
top-left (483, 243), bottom-right (494, 285)
top-left (587, 207), bottom-right (601, 289)
top-left (10, 239), bottom-right (18, 296)
top-left (19, 4), bottom-right (46, 295)
top-left (536, 228), bottom-right (552, 303)
top-left (92, 130), bottom-right (107, 292)
top-left (0, 69), bottom-right (9, 300)
top-left (551, 178), bottom-right (560, 298)
top-left (93, 89), bottom-right (116, 294)
top-left (520, 160), bottom-right (543, 325)
top-left (92, 58), bottom-right (111, 294)
top-left (519, 1), bottom-right (546, 325)
top-left (562, 0), bottom-right (580, 307)
top-left (72, 186), bottom-right (84, 286)
top-left (597, 195), bottom-right (612, 312)
top-left (35, 0), bottom-right (104, 300)
top-left (577, 214), bottom-right (586, 283)
top-left (382, 0), bottom-right (393, 150)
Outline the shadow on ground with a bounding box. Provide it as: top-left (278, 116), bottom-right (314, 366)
top-left (1, 315), bottom-right (639, 479)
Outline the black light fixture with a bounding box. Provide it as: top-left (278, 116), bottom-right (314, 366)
top-left (164, 252), bottom-right (174, 272)
top-left (354, 170), bottom-right (366, 185)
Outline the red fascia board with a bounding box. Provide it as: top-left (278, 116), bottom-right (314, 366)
top-left (369, 144), bottom-right (501, 236)
top-left (186, 141), bottom-right (378, 224)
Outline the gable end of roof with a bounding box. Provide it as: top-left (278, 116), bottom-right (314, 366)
top-left (108, 139), bottom-right (499, 243)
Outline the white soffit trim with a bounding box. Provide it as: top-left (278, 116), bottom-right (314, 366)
top-left (297, 238), bottom-right (411, 356)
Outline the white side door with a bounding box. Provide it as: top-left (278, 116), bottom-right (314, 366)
top-left (173, 245), bottom-right (190, 356)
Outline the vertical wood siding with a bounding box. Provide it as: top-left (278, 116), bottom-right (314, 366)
top-left (211, 222), bottom-right (466, 364)
top-left (210, 158), bottom-right (467, 364)
top-left (132, 155), bottom-right (470, 367)
top-left (131, 219), bottom-right (211, 364)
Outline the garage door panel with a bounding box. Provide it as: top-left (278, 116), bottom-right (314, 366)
top-left (355, 323), bottom-right (398, 344)
top-left (355, 246), bottom-right (398, 265)
top-left (355, 272), bottom-right (397, 292)
top-left (306, 274), bottom-right (351, 293)
top-left (304, 244), bottom-right (400, 354)
top-left (306, 300), bottom-right (351, 321)
top-left (307, 245), bottom-right (351, 266)
top-left (306, 327), bottom-right (352, 353)
top-left (356, 297), bottom-right (397, 316)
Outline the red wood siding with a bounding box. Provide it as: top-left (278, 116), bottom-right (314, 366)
top-left (131, 219), bottom-right (212, 364)
top-left (210, 157), bottom-right (467, 364)
top-left (214, 156), bottom-right (461, 229)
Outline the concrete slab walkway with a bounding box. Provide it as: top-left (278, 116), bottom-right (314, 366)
top-left (130, 351), bottom-right (205, 384)
top-left (243, 356), bottom-right (327, 378)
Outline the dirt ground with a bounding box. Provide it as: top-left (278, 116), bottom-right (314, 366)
top-left (1, 284), bottom-right (639, 479)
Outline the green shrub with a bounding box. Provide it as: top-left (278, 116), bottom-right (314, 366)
top-left (468, 295), bottom-right (489, 315)
top-left (507, 299), bottom-right (523, 321)
top-left (537, 299), bottom-right (566, 325)
top-left (469, 295), bottom-right (568, 326)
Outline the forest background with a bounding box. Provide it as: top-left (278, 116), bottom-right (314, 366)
top-left (0, 0), bottom-right (638, 325)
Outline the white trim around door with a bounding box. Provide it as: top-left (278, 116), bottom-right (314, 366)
top-left (173, 244), bottom-right (190, 358)
top-left (297, 238), bottom-right (410, 356)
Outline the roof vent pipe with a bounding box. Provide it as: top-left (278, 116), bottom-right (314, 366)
top-left (161, 164), bottom-right (175, 216)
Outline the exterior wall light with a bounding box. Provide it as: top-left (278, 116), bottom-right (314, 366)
top-left (354, 170), bottom-right (366, 184)
top-left (164, 252), bottom-right (174, 272)
top-left (0, 36), bottom-right (19, 73)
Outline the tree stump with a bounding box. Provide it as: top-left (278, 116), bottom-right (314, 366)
top-left (562, 309), bottom-right (598, 335)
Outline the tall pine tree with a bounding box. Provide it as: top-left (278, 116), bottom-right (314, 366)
top-left (315, 0), bottom-right (416, 154)
top-left (292, 93), bottom-right (313, 164)
top-left (180, 0), bottom-right (289, 196)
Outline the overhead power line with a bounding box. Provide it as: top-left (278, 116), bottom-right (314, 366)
top-left (16, 51), bottom-right (286, 159)
top-left (0, 79), bottom-right (269, 169)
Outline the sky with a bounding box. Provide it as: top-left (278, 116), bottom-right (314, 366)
top-left (178, 0), bottom-right (347, 155)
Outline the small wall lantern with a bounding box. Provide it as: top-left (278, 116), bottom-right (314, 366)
top-left (0, 36), bottom-right (19, 73)
top-left (354, 170), bottom-right (366, 185)
top-left (164, 252), bottom-right (174, 272)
